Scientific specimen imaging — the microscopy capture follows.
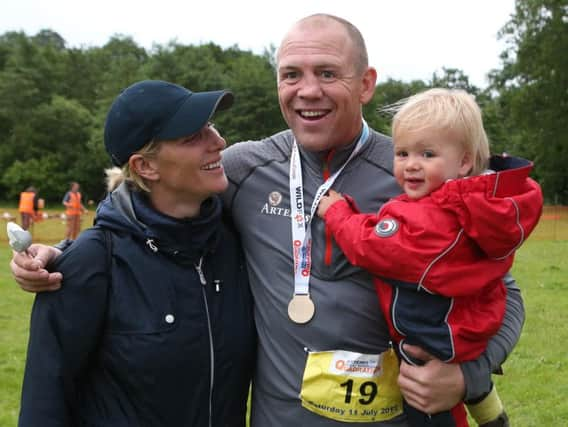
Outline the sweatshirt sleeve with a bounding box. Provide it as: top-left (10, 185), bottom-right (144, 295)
top-left (19, 229), bottom-right (110, 427)
top-left (461, 273), bottom-right (525, 401)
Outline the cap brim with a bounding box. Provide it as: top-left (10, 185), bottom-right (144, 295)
top-left (155, 90), bottom-right (234, 141)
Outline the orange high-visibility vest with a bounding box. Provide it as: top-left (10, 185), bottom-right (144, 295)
top-left (19, 192), bottom-right (36, 214)
top-left (65, 192), bottom-right (82, 216)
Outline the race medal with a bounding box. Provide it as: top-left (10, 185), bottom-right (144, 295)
top-left (288, 294), bottom-right (315, 324)
top-left (287, 122), bottom-right (369, 326)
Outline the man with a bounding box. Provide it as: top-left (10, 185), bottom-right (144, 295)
top-left (12, 14), bottom-right (521, 427)
top-left (222, 15), bottom-right (518, 427)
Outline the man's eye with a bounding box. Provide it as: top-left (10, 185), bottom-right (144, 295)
top-left (320, 70), bottom-right (335, 80)
top-left (281, 71), bottom-right (299, 81)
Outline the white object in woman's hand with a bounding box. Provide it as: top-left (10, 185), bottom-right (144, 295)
top-left (7, 221), bottom-right (32, 253)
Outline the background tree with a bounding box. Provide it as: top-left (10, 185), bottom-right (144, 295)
top-left (0, 15), bottom-right (558, 205)
top-left (0, 95), bottom-right (94, 201)
top-left (490, 0), bottom-right (568, 203)
top-left (431, 67), bottom-right (479, 93)
top-left (218, 48), bottom-right (285, 143)
top-left (0, 31), bottom-right (287, 203)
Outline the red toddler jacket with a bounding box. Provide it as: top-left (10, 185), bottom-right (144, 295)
top-left (324, 155), bottom-right (543, 364)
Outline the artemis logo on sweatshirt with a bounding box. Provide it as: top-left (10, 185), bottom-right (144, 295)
top-left (268, 191), bottom-right (282, 206)
top-left (261, 191), bottom-right (310, 222)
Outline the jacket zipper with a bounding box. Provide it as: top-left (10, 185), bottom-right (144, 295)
top-left (195, 256), bottom-right (214, 427)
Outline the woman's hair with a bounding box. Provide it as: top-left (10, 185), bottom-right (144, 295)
top-left (105, 139), bottom-right (161, 193)
top-left (104, 167), bottom-right (125, 193)
top-left (389, 88), bottom-right (490, 176)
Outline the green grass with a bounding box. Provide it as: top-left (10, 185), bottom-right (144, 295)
top-left (0, 207), bottom-right (92, 425)
top-left (0, 206), bottom-right (94, 244)
top-left (0, 207), bottom-right (566, 426)
top-left (492, 238), bottom-right (568, 425)
top-left (0, 247), bottom-right (34, 426)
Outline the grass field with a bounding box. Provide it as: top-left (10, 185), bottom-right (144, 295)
top-left (0, 206), bottom-right (566, 426)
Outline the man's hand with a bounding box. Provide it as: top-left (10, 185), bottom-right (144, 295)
top-left (10, 244), bottom-right (63, 292)
top-left (398, 344), bottom-right (465, 414)
top-left (317, 189), bottom-right (345, 218)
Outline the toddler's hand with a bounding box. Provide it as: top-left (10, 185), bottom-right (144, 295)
top-left (317, 190), bottom-right (345, 218)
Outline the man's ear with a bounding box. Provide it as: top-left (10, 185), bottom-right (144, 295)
top-left (360, 66), bottom-right (378, 105)
top-left (129, 154), bottom-right (159, 182)
top-left (458, 152), bottom-right (474, 177)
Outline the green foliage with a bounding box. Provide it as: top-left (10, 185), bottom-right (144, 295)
top-left (0, 31), bottom-right (284, 204)
top-left (2, 156), bottom-right (65, 200)
top-left (0, 12), bottom-right (564, 203)
top-left (431, 67), bottom-right (480, 94)
top-left (0, 95), bottom-right (95, 200)
top-left (490, 0), bottom-right (568, 203)
top-left (219, 50), bottom-right (285, 143)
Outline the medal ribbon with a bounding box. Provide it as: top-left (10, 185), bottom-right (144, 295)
top-left (289, 120), bottom-right (369, 296)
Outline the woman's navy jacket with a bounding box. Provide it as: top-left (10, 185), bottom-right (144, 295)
top-left (19, 184), bottom-right (256, 427)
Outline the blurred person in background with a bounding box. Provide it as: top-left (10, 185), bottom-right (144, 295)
top-left (18, 186), bottom-right (39, 231)
top-left (62, 181), bottom-right (87, 242)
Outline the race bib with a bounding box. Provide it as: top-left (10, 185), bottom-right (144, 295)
top-left (300, 348), bottom-right (403, 422)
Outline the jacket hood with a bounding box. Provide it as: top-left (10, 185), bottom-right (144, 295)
top-left (95, 182), bottom-right (222, 265)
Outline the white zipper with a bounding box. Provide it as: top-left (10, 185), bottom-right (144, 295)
top-left (194, 256), bottom-right (207, 285)
top-left (145, 238), bottom-right (158, 253)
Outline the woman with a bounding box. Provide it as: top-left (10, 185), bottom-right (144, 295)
top-left (19, 80), bottom-right (256, 427)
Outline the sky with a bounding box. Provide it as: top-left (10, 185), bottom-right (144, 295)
top-left (1, 0), bottom-right (516, 89)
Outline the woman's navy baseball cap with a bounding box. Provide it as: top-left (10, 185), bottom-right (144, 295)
top-left (104, 80), bottom-right (234, 166)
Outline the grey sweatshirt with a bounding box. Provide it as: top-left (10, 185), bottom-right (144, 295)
top-left (221, 127), bottom-right (524, 427)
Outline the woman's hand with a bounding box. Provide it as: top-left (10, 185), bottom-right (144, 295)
top-left (11, 244), bottom-right (63, 292)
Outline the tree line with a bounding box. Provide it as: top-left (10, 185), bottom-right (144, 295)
top-left (0, 0), bottom-right (566, 204)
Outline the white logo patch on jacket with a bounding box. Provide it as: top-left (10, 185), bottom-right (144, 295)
top-left (375, 219), bottom-right (399, 238)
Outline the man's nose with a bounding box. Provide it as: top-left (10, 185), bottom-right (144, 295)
top-left (297, 74), bottom-right (323, 98)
